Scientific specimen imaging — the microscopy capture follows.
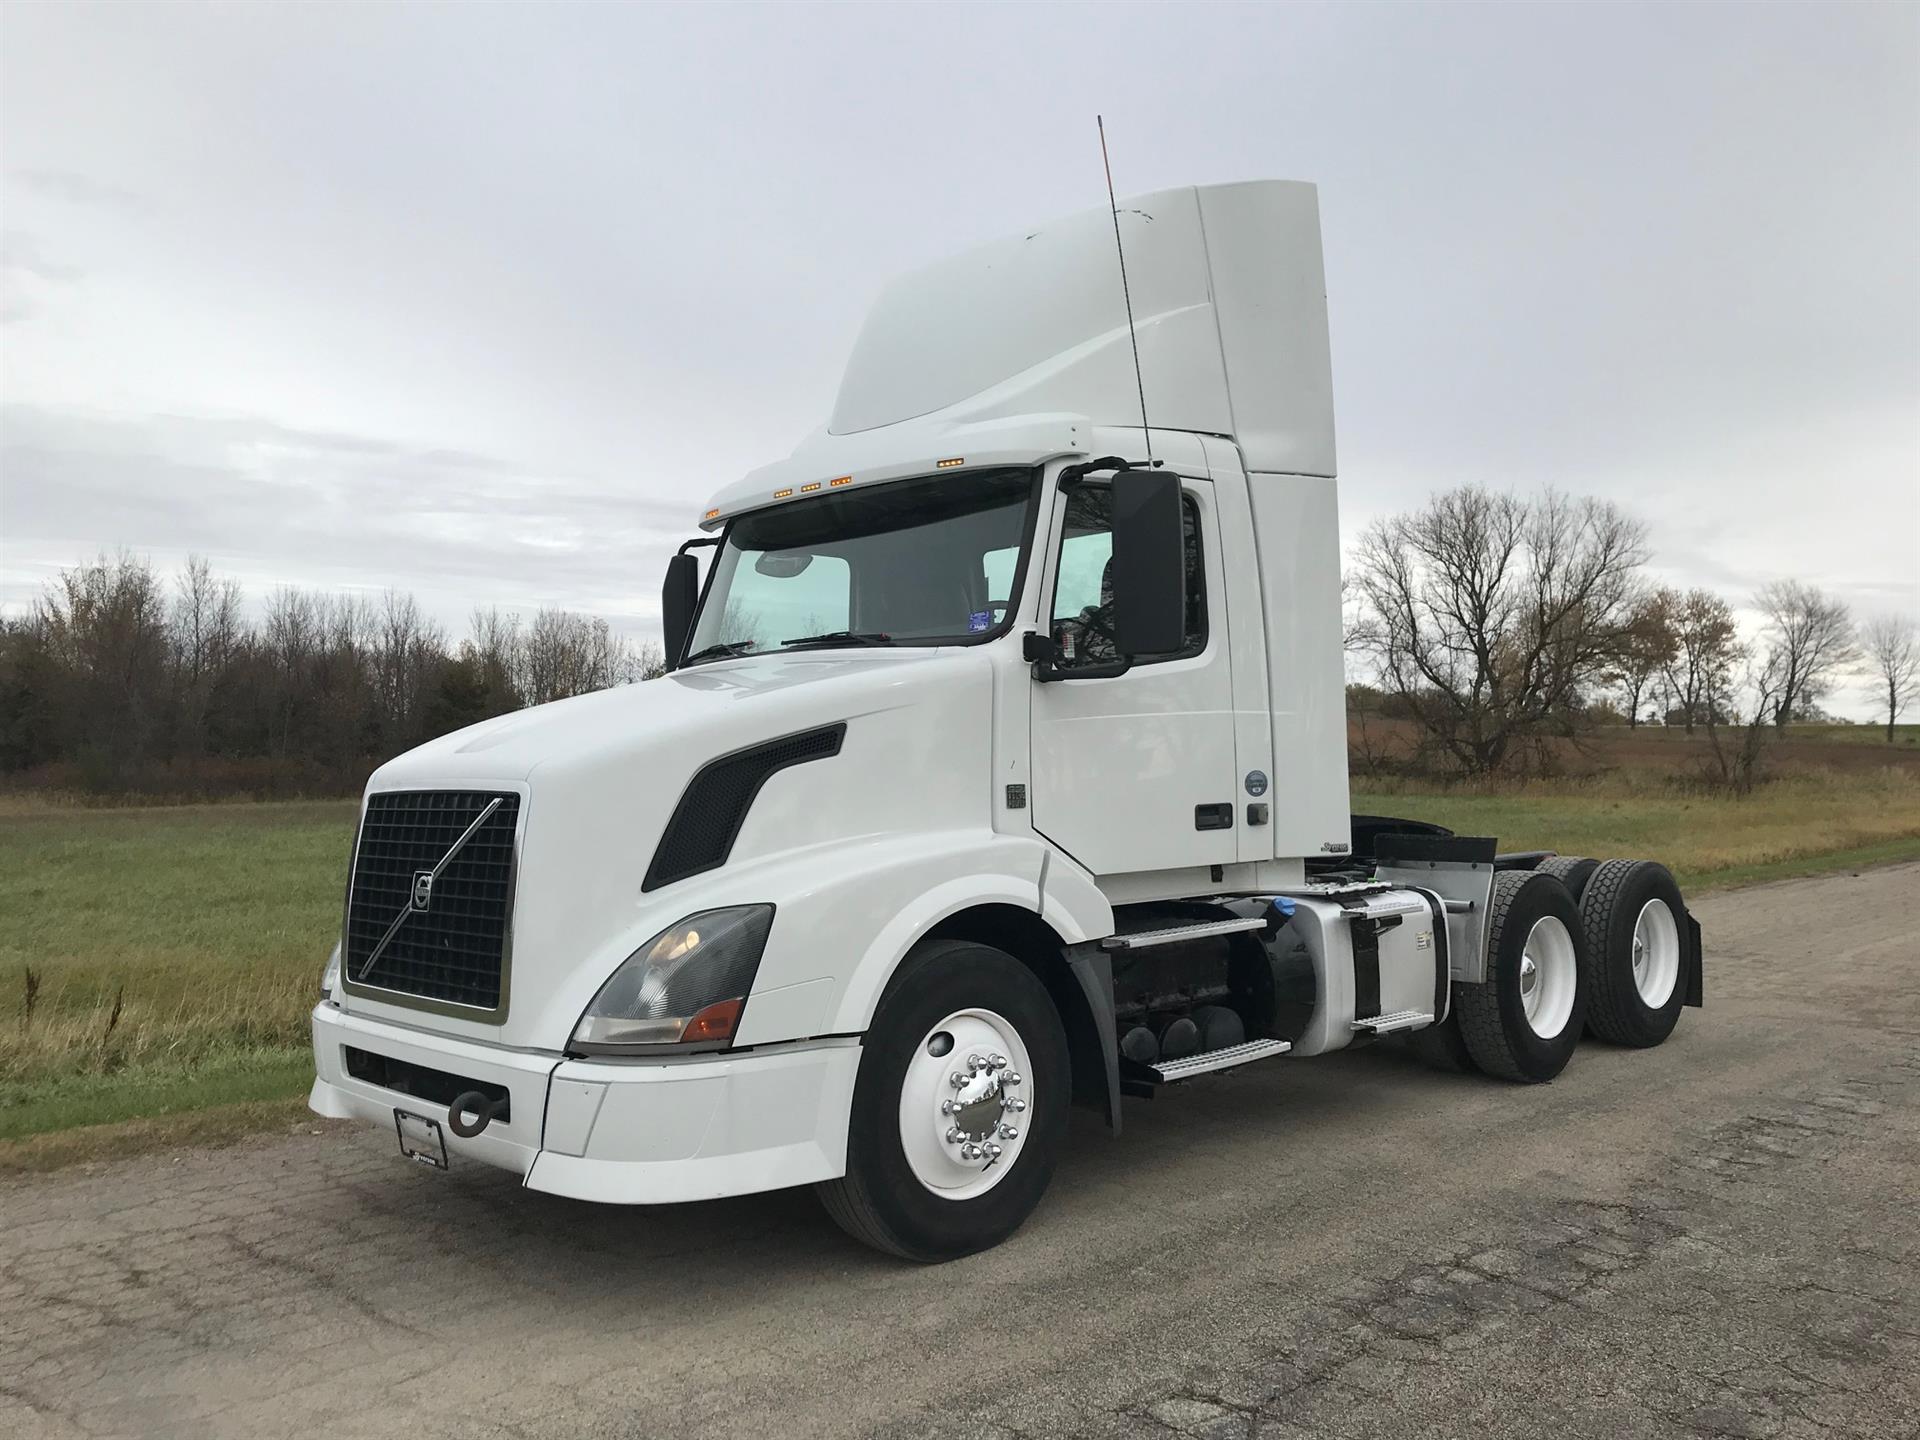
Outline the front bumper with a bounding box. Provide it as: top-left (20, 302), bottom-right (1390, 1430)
top-left (309, 1004), bottom-right (860, 1204)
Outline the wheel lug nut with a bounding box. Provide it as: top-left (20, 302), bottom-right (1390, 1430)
top-left (1008, 1098), bottom-right (1026, 1112)
top-left (985, 1142), bottom-right (1002, 1159)
top-left (1001, 1072), bottom-right (1021, 1087)
top-left (989, 1054), bottom-right (1007, 1069)
top-left (945, 1126), bottom-right (963, 1144)
top-left (940, 1099), bottom-right (955, 1115)
top-left (968, 1054), bottom-right (985, 1071)
top-left (998, 1123), bottom-right (1017, 1139)
top-left (950, 1072), bottom-right (966, 1089)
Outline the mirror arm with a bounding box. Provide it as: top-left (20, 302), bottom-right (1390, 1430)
top-left (1058, 455), bottom-right (1164, 488)
top-left (1023, 633), bottom-right (1134, 683)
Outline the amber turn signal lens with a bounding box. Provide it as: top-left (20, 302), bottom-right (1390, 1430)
top-left (681, 997), bottom-right (744, 1045)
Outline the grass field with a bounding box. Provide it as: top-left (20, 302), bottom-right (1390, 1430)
top-left (6, 760), bottom-right (1920, 1167)
top-left (1, 799), bottom-right (357, 1164)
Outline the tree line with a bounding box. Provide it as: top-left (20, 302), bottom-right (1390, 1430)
top-left (3, 494), bottom-right (1915, 799)
top-left (0, 552), bottom-right (663, 796)
top-left (1346, 486), bottom-right (1917, 788)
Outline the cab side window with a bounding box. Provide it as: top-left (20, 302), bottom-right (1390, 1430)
top-left (1048, 484), bottom-right (1206, 668)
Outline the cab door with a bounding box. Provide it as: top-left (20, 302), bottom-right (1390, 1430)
top-left (1028, 476), bottom-right (1239, 878)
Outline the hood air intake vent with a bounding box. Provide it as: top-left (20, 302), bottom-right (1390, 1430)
top-left (644, 724), bottom-right (847, 892)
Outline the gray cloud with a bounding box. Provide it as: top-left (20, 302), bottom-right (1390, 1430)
top-left (1, 405), bottom-right (693, 641)
top-left (10, 169), bottom-right (146, 212)
top-left (0, 1), bottom-right (1914, 717)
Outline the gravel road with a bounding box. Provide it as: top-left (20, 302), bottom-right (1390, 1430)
top-left (4, 863), bottom-right (1916, 1440)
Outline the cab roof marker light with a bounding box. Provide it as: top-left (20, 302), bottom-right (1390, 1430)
top-left (703, 507), bottom-right (721, 520)
top-left (773, 488), bottom-right (794, 499)
top-left (830, 476), bottom-right (853, 487)
top-left (800, 482), bottom-right (822, 493)
top-left (936, 457), bottom-right (965, 469)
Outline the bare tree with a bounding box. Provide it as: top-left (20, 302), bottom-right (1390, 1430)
top-left (1602, 587), bottom-right (1678, 727)
top-left (1661, 588), bottom-right (1740, 734)
top-left (1701, 646), bottom-right (1783, 796)
top-left (522, 608), bottom-right (633, 703)
top-left (1351, 486), bottom-right (1648, 775)
top-left (37, 551), bottom-right (171, 776)
top-left (261, 586), bottom-right (321, 757)
top-left (1755, 580), bottom-right (1855, 727)
top-left (1861, 613), bottom-right (1919, 743)
top-left (170, 555), bottom-right (244, 756)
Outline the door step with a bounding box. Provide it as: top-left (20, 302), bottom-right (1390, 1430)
top-left (1145, 1037), bottom-right (1293, 1083)
top-left (1350, 1009), bottom-right (1433, 1037)
top-left (1101, 916), bottom-right (1267, 952)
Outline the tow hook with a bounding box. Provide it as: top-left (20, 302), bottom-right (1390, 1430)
top-left (447, 1091), bottom-right (503, 1138)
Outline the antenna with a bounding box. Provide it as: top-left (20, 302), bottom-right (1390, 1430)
top-left (1097, 114), bottom-right (1153, 464)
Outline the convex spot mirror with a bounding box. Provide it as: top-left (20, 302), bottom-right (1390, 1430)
top-left (1108, 469), bottom-right (1185, 657)
top-left (754, 551), bottom-right (815, 578)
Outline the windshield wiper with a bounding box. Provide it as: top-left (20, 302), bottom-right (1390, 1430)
top-left (778, 631), bottom-right (894, 651)
top-left (679, 640), bottom-right (756, 665)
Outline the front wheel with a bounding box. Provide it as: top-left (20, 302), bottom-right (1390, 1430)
top-left (816, 938), bottom-right (1068, 1262)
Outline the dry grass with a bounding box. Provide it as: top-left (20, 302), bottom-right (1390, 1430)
top-left (1355, 765), bottom-right (1920, 888)
top-left (1, 800), bottom-right (357, 1141)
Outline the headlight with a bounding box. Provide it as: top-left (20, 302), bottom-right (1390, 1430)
top-left (320, 941), bottom-right (342, 1001)
top-left (570, 905), bottom-right (774, 1053)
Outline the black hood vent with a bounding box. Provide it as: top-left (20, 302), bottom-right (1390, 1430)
top-left (644, 724), bottom-right (846, 892)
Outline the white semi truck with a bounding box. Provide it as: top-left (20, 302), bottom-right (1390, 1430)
top-left (310, 180), bottom-right (1702, 1261)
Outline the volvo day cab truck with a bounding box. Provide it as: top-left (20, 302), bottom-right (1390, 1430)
top-left (311, 180), bottom-right (1703, 1261)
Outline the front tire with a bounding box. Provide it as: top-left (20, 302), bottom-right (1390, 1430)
top-left (1578, 860), bottom-right (1688, 1047)
top-left (1454, 871), bottom-right (1589, 1082)
top-left (816, 938), bottom-right (1068, 1262)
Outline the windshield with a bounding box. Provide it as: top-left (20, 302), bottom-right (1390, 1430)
top-left (684, 467), bottom-right (1037, 659)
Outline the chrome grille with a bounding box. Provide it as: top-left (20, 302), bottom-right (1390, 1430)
top-left (345, 790), bottom-right (518, 1013)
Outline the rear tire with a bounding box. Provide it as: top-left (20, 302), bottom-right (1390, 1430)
top-left (1454, 871), bottom-right (1589, 1083)
top-left (1535, 855), bottom-right (1599, 903)
top-left (816, 938), bottom-right (1068, 1262)
top-left (1578, 859), bottom-right (1688, 1048)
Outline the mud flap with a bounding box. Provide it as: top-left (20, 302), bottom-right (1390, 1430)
top-left (1683, 912), bottom-right (1705, 1008)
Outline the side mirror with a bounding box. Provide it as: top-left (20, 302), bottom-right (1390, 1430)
top-left (1108, 470), bottom-right (1185, 657)
top-left (661, 553), bottom-right (700, 669)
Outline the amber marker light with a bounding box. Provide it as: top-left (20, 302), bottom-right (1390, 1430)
top-left (772, 488), bottom-right (794, 499)
top-left (681, 997), bottom-right (744, 1046)
top-left (936, 457), bottom-right (965, 468)
top-left (800, 482), bottom-right (822, 493)
top-left (830, 475), bottom-right (853, 487)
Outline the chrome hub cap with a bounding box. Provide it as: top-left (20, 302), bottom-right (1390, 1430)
top-left (1631, 898), bottom-right (1681, 1008)
top-left (900, 1009), bottom-right (1033, 1200)
top-left (1518, 915), bottom-right (1577, 1039)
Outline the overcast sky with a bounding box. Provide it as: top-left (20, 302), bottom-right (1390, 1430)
top-left (3, 1), bottom-right (1916, 716)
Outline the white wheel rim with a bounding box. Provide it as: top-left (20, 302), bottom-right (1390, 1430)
top-left (898, 1009), bottom-right (1034, 1201)
top-left (1631, 898), bottom-right (1681, 1008)
top-left (1518, 915), bottom-right (1578, 1039)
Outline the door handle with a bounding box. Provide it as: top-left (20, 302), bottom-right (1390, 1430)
top-left (1194, 803), bottom-right (1233, 831)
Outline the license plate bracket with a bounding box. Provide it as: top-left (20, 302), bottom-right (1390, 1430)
top-left (394, 1108), bottom-right (449, 1169)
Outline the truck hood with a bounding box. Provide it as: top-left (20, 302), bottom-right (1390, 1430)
top-left (370, 648), bottom-right (974, 789)
top-left (353, 645), bottom-right (997, 1048)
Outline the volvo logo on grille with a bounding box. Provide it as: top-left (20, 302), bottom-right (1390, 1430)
top-left (411, 871), bottom-right (434, 911)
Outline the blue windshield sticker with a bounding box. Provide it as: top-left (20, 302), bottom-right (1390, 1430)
top-left (968, 611), bottom-right (993, 633)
